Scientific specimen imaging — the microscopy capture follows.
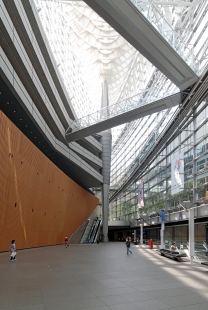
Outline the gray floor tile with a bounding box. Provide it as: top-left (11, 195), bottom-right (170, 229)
top-left (128, 292), bottom-right (153, 302)
top-left (160, 294), bottom-right (208, 307)
top-left (99, 279), bottom-right (123, 284)
top-left (44, 297), bottom-right (105, 310)
top-left (136, 282), bottom-right (185, 292)
top-left (145, 287), bottom-right (194, 299)
top-left (42, 290), bottom-right (96, 303)
top-left (81, 307), bottom-right (111, 310)
top-left (135, 299), bottom-right (173, 310)
top-left (7, 306), bottom-right (44, 310)
top-left (115, 276), bottom-right (150, 282)
top-left (185, 288), bottom-right (208, 295)
top-left (83, 284), bottom-right (110, 291)
top-left (0, 244), bottom-right (208, 310)
top-left (12, 290), bottom-right (42, 299)
top-left (92, 286), bottom-right (138, 297)
top-left (98, 291), bottom-right (154, 305)
top-left (176, 304), bottom-right (208, 310)
top-left (108, 301), bottom-right (146, 310)
top-left (0, 299), bottom-right (14, 309)
top-left (125, 278), bottom-right (162, 286)
top-left (105, 282), bottom-right (130, 289)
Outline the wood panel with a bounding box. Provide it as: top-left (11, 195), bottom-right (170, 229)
top-left (0, 111), bottom-right (99, 252)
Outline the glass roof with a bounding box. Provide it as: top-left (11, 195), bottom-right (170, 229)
top-left (34, 0), bottom-right (207, 145)
top-left (34, 0), bottom-right (158, 143)
top-left (129, 0), bottom-right (208, 76)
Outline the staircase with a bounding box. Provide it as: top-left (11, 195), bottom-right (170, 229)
top-left (68, 220), bottom-right (89, 244)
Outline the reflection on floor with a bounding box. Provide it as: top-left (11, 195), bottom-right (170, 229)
top-left (0, 243), bottom-right (208, 310)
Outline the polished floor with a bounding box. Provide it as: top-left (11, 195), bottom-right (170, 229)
top-left (0, 243), bottom-right (208, 310)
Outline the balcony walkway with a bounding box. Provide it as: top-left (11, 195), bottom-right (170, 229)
top-left (1, 243), bottom-right (208, 310)
top-left (66, 92), bottom-right (181, 142)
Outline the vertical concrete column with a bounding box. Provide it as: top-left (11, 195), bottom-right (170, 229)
top-left (189, 208), bottom-right (195, 265)
top-left (140, 224), bottom-right (143, 245)
top-left (100, 80), bottom-right (112, 243)
top-left (101, 184), bottom-right (109, 242)
top-left (100, 132), bottom-right (112, 243)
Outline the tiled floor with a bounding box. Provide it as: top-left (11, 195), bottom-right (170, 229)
top-left (0, 243), bottom-right (208, 310)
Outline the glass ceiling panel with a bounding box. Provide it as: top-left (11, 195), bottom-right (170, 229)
top-left (34, 0), bottom-right (102, 119)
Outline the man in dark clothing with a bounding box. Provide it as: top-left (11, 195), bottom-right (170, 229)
top-left (126, 238), bottom-right (132, 255)
top-left (10, 240), bottom-right (17, 261)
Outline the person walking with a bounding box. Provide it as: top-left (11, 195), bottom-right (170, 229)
top-left (64, 236), bottom-right (68, 248)
top-left (10, 240), bottom-right (17, 261)
top-left (126, 238), bottom-right (132, 255)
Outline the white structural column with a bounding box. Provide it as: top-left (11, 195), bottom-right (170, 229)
top-left (140, 223), bottom-right (143, 245)
top-left (160, 223), bottom-right (165, 249)
top-left (160, 209), bottom-right (165, 249)
top-left (100, 81), bottom-right (112, 242)
top-left (189, 107), bottom-right (196, 264)
top-left (189, 208), bottom-right (195, 265)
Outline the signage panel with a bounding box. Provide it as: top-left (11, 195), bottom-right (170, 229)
top-left (161, 209), bottom-right (165, 223)
top-left (138, 182), bottom-right (144, 207)
top-left (171, 152), bottom-right (184, 194)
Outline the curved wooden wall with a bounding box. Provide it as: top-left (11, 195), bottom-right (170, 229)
top-left (0, 111), bottom-right (99, 252)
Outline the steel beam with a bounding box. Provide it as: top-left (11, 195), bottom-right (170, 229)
top-left (84, 0), bottom-right (198, 90)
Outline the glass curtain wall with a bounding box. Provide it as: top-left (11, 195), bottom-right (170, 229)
top-left (110, 97), bottom-right (208, 220)
top-left (110, 0), bottom-right (208, 220)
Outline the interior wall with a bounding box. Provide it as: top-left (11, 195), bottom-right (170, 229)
top-left (0, 111), bottom-right (99, 252)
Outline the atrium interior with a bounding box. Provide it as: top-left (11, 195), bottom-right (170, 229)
top-left (1, 0), bottom-right (208, 269)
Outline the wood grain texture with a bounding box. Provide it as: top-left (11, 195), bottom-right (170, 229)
top-left (0, 111), bottom-right (99, 252)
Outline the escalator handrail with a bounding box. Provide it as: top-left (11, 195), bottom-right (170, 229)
top-left (90, 220), bottom-right (100, 243)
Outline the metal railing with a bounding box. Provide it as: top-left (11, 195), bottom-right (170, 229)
top-left (65, 88), bottom-right (178, 136)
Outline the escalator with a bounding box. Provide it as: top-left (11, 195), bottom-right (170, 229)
top-left (82, 218), bottom-right (101, 244)
top-left (88, 219), bottom-right (101, 243)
